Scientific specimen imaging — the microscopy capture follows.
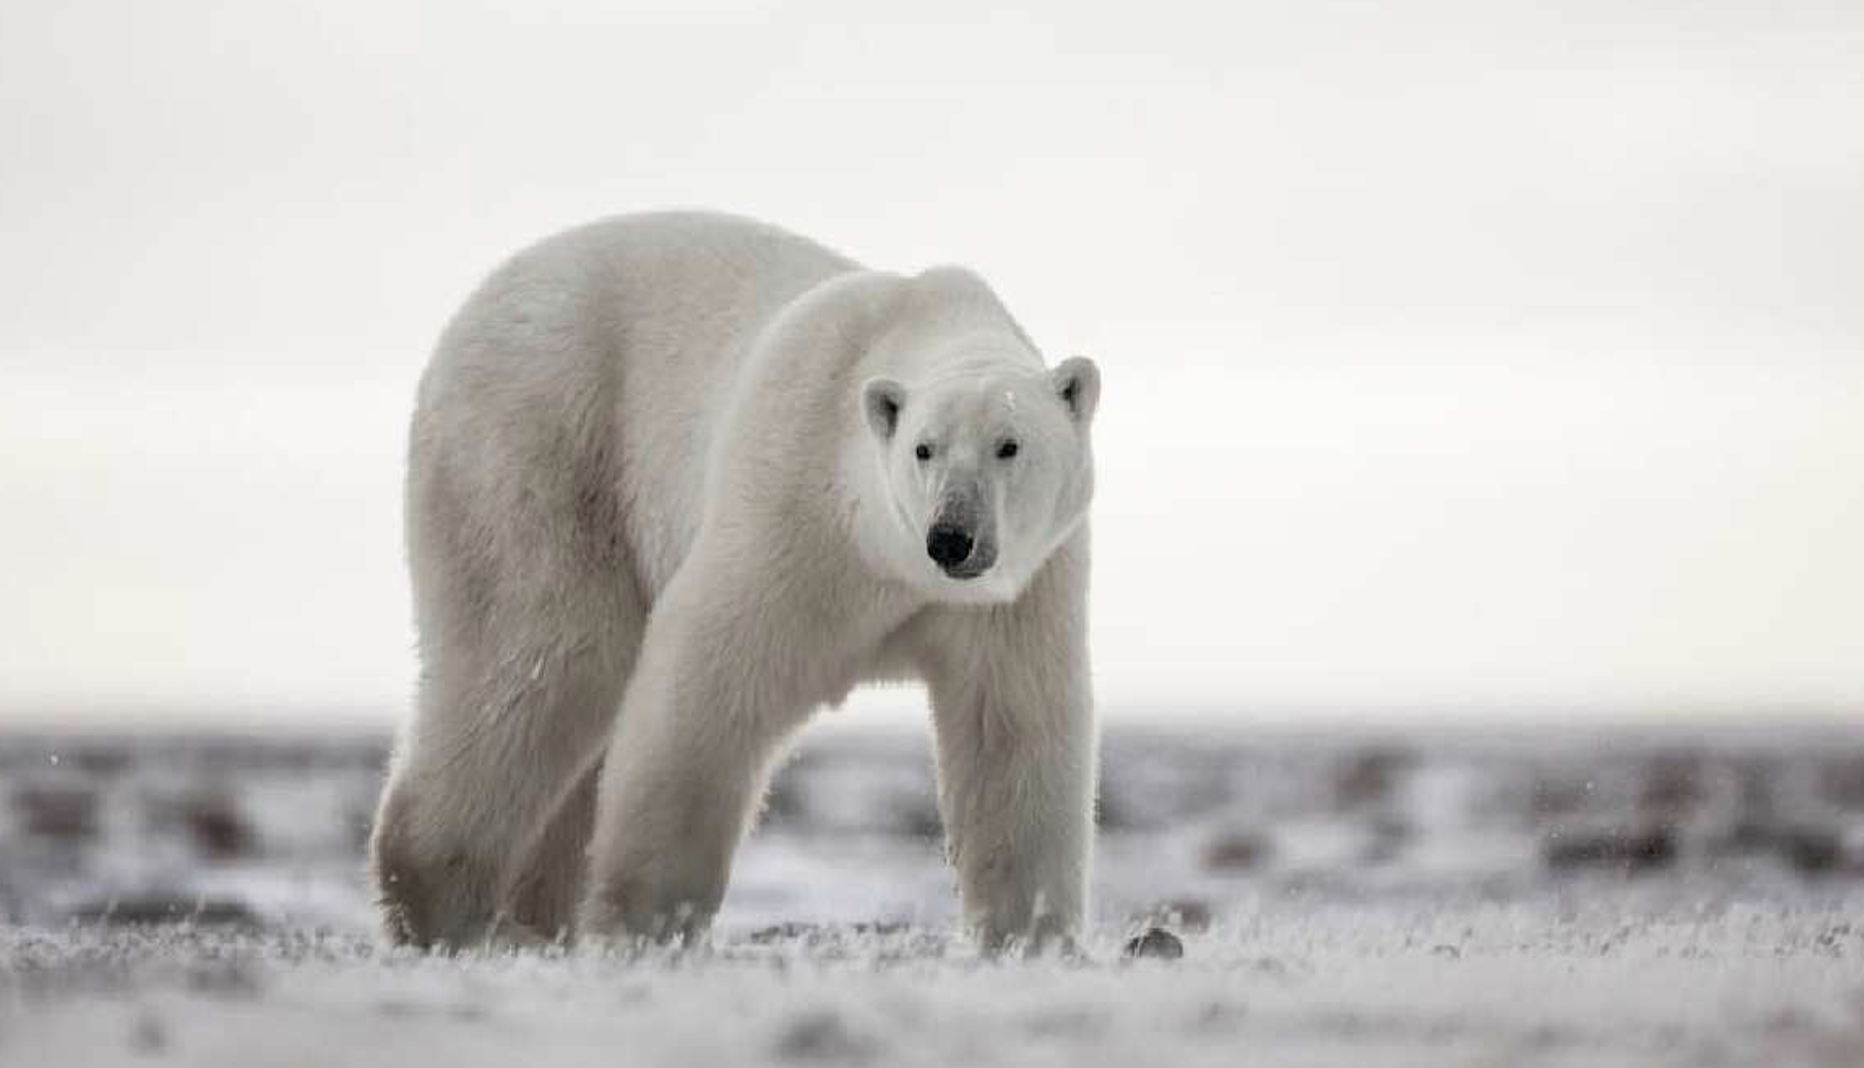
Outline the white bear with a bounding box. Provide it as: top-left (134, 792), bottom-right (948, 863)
top-left (369, 211), bottom-right (1100, 952)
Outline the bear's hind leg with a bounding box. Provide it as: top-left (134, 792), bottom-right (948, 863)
top-left (505, 762), bottom-right (600, 941)
top-left (370, 537), bottom-right (647, 949)
top-left (370, 636), bottom-right (628, 948)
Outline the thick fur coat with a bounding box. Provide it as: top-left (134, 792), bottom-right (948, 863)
top-left (369, 212), bottom-right (1100, 950)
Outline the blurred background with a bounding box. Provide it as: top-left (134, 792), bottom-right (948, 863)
top-left (0, 1), bottom-right (1860, 932)
top-left (4, 0), bottom-right (1860, 727)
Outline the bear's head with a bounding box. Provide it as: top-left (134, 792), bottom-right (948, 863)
top-left (859, 355), bottom-right (1098, 603)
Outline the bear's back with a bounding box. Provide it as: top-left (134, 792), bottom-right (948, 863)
top-left (411, 211), bottom-right (861, 604)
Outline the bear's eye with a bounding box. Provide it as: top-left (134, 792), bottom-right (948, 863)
top-left (914, 443), bottom-right (934, 462)
top-left (996, 439), bottom-right (1020, 460)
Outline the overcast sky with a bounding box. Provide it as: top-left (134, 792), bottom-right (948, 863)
top-left (2, 1), bottom-right (1860, 726)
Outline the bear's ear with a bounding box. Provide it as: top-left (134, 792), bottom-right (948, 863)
top-left (862, 377), bottom-right (907, 440)
top-left (1051, 356), bottom-right (1100, 424)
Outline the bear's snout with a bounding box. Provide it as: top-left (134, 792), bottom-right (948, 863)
top-left (927, 520), bottom-right (997, 579)
top-left (928, 482), bottom-right (998, 580)
top-left (927, 524), bottom-right (975, 570)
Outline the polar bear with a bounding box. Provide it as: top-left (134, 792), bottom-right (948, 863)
top-left (369, 211), bottom-right (1100, 952)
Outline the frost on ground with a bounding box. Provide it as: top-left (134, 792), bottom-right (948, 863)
top-left (2, 725), bottom-right (1864, 1066)
top-left (5, 898), bottom-right (1864, 1067)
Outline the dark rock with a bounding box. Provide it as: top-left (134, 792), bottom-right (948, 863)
top-left (182, 793), bottom-right (257, 860)
top-left (142, 788), bottom-right (257, 860)
top-left (1124, 926), bottom-right (1185, 961)
top-left (1543, 825), bottom-right (1676, 874)
top-left (15, 783), bottom-right (99, 841)
top-left (1203, 829), bottom-right (1272, 872)
top-left (1335, 747), bottom-right (1412, 810)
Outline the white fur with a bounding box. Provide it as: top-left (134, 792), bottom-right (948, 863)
top-left (368, 211), bottom-right (1099, 952)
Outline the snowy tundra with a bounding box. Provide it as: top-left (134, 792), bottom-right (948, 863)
top-left (370, 212), bottom-right (1101, 951)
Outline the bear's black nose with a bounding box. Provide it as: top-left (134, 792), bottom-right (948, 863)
top-left (927, 524), bottom-right (974, 569)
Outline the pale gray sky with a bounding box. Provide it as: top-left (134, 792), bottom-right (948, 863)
top-left (2, 1), bottom-right (1861, 725)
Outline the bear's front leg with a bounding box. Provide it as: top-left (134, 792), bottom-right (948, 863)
top-left (576, 575), bottom-right (806, 946)
top-left (926, 538), bottom-right (1097, 953)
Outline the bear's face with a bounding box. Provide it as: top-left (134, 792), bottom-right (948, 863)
top-left (860, 357), bottom-right (1098, 603)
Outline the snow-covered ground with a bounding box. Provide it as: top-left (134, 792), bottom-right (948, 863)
top-left (3, 725), bottom-right (1863, 1065)
top-left (6, 893), bottom-right (1864, 1067)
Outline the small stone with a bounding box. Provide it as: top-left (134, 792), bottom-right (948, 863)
top-left (1124, 926), bottom-right (1184, 961)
